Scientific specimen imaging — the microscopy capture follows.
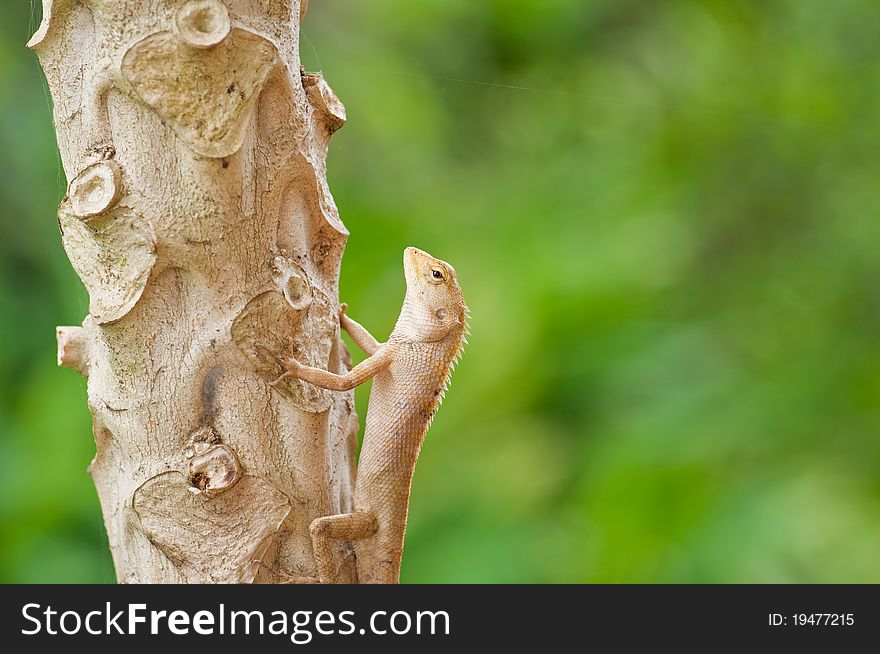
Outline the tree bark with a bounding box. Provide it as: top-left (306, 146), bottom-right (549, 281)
top-left (32, 0), bottom-right (360, 583)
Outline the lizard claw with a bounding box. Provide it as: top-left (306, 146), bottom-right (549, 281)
top-left (252, 344), bottom-right (301, 387)
top-left (338, 303), bottom-right (348, 320)
top-left (270, 357), bottom-right (303, 386)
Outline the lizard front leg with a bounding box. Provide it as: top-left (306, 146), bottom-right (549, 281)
top-left (275, 345), bottom-right (393, 391)
top-left (338, 303), bottom-right (383, 356)
top-left (309, 512), bottom-right (378, 583)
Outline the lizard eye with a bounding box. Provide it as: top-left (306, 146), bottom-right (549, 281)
top-left (429, 267), bottom-right (446, 283)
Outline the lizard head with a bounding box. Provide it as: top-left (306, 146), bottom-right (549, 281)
top-left (398, 246), bottom-right (468, 342)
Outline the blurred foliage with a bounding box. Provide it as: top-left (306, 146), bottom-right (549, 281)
top-left (2, 0), bottom-right (880, 583)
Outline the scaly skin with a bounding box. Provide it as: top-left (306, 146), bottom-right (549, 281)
top-left (276, 247), bottom-right (468, 583)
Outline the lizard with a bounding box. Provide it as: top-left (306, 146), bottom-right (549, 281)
top-left (273, 247), bottom-right (468, 583)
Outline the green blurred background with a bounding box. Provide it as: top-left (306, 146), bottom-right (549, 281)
top-left (2, 0), bottom-right (880, 583)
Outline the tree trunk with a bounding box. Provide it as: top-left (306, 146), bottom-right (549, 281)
top-left (32, 0), bottom-right (360, 583)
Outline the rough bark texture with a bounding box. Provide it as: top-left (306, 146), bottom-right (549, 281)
top-left (33, 0), bottom-right (361, 583)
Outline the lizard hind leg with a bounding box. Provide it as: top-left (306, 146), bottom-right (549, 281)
top-left (309, 511), bottom-right (378, 584)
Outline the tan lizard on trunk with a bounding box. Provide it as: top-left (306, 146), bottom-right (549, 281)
top-left (275, 247), bottom-right (468, 583)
